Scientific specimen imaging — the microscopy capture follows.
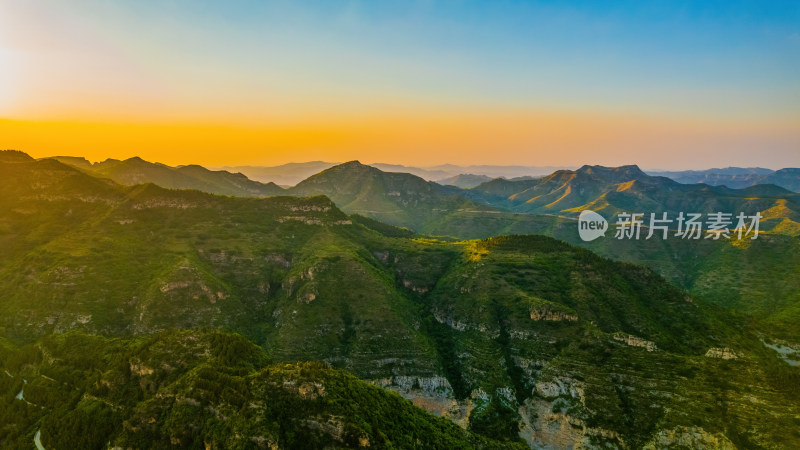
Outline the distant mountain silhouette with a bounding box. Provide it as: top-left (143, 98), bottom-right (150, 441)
top-left (650, 167), bottom-right (800, 192)
top-left (436, 173), bottom-right (494, 188)
top-left (49, 155), bottom-right (285, 197)
top-left (288, 161), bottom-right (487, 230)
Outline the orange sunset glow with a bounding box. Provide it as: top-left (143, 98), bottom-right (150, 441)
top-left (2, 114), bottom-right (797, 168)
top-left (1, 0), bottom-right (798, 168)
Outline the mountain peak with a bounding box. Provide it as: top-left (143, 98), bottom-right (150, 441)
top-left (0, 150), bottom-right (34, 163)
top-left (320, 160), bottom-right (378, 176)
top-left (338, 160), bottom-right (366, 168)
top-left (47, 156), bottom-right (92, 168)
top-left (577, 164), bottom-right (644, 175)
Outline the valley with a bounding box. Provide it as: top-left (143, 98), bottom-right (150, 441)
top-left (1, 151), bottom-right (799, 448)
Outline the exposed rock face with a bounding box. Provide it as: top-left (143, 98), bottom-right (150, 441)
top-left (431, 309), bottom-right (500, 337)
top-left (277, 216), bottom-right (323, 225)
top-left (376, 375), bottom-right (452, 392)
top-left (613, 332), bottom-right (657, 352)
top-left (534, 378), bottom-right (585, 402)
top-left (129, 359), bottom-right (154, 376)
top-left (402, 279), bottom-right (429, 294)
top-left (704, 347), bottom-right (740, 359)
top-left (643, 426), bottom-right (736, 449)
top-left (518, 378), bottom-right (622, 449)
top-left (132, 200), bottom-right (199, 209)
top-left (288, 205), bottom-right (331, 212)
top-left (530, 308), bottom-right (578, 322)
top-left (371, 376), bottom-right (475, 428)
top-left (299, 292), bottom-right (316, 304)
top-left (283, 381), bottom-right (326, 400)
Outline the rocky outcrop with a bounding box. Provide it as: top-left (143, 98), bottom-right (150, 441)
top-left (132, 199), bottom-right (198, 209)
top-left (518, 396), bottom-right (622, 449)
top-left (372, 375), bottom-right (451, 393)
top-left (534, 378), bottom-right (585, 402)
top-left (530, 308), bottom-right (578, 322)
top-left (282, 380), bottom-right (326, 399)
top-left (704, 347), bottom-right (740, 360)
top-left (277, 216), bottom-right (323, 225)
top-left (402, 279), bottom-right (429, 294)
top-left (129, 359), bottom-right (154, 376)
top-left (643, 426), bottom-right (736, 449)
top-left (613, 332), bottom-right (657, 352)
top-left (518, 377), bottom-right (624, 448)
top-left (431, 309), bottom-right (499, 337)
top-left (288, 205), bottom-right (331, 212)
top-left (371, 376), bottom-right (475, 428)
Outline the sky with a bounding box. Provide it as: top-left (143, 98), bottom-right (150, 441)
top-left (0, 0), bottom-right (798, 169)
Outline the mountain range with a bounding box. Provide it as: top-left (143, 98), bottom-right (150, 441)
top-left (36, 152), bottom-right (800, 336)
top-left (461, 164), bottom-right (799, 219)
top-left (218, 162), bottom-right (575, 186)
top-left (436, 174), bottom-right (496, 189)
top-left (649, 167), bottom-right (800, 192)
top-left (50, 155), bottom-right (285, 197)
top-left (214, 160), bottom-right (800, 193)
top-left (2, 150), bottom-right (799, 448)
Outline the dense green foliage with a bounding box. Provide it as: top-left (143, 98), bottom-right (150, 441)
top-left (288, 159), bottom-right (800, 338)
top-left (0, 331), bottom-right (520, 449)
top-left (1, 152), bottom-right (799, 448)
top-left (23, 153), bottom-right (800, 335)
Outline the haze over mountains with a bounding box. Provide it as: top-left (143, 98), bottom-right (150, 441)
top-left (2, 150), bottom-right (799, 448)
top-left (2, 149), bottom-right (800, 448)
top-left (29, 151), bottom-right (800, 335)
top-left (57, 153), bottom-right (799, 195)
top-left (460, 164), bottom-right (799, 219)
top-left (217, 160), bottom-right (800, 193)
top-left (219, 162), bottom-right (575, 186)
top-left (648, 167), bottom-right (800, 192)
top-left (48, 154), bottom-right (800, 230)
top-left (50, 155), bottom-right (285, 197)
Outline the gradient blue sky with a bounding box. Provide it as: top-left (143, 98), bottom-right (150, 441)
top-left (1, 0), bottom-right (798, 168)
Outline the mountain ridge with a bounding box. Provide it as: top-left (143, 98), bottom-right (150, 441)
top-left (47, 155), bottom-right (286, 197)
top-left (1, 151), bottom-right (799, 447)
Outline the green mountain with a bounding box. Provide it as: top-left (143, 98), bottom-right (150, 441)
top-left (1, 152), bottom-right (799, 448)
top-left (50, 155), bottom-right (285, 197)
top-left (465, 164), bottom-right (800, 223)
top-left (0, 331), bottom-right (518, 449)
top-left (284, 161), bottom-right (799, 238)
top-left (288, 161), bottom-right (493, 231)
top-left (425, 211), bottom-right (800, 338)
top-left (279, 160), bottom-right (800, 336)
